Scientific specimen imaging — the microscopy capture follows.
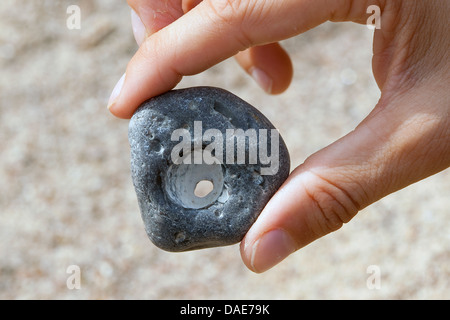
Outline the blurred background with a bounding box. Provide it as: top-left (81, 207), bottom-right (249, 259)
top-left (0, 0), bottom-right (448, 299)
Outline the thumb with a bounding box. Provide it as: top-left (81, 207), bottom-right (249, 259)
top-left (240, 85), bottom-right (450, 273)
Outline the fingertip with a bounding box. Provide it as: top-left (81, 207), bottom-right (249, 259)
top-left (107, 73), bottom-right (133, 119)
top-left (241, 228), bottom-right (297, 273)
top-left (240, 234), bottom-right (261, 273)
top-left (240, 190), bottom-right (300, 273)
top-left (108, 101), bottom-right (133, 119)
top-left (131, 8), bottom-right (147, 46)
top-left (249, 67), bottom-right (273, 94)
top-left (236, 43), bottom-right (293, 95)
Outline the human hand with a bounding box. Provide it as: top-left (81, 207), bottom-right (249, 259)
top-left (108, 0), bottom-right (450, 272)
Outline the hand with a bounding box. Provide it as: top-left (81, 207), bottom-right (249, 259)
top-left (109, 0), bottom-right (450, 272)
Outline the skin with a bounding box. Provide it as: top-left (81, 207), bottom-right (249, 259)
top-left (108, 0), bottom-right (450, 273)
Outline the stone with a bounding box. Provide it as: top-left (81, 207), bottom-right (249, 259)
top-left (128, 87), bottom-right (290, 252)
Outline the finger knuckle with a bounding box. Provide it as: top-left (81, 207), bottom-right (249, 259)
top-left (304, 171), bottom-right (361, 237)
top-left (206, 0), bottom-right (244, 19)
top-left (205, 0), bottom-right (256, 28)
top-left (204, 0), bottom-right (254, 47)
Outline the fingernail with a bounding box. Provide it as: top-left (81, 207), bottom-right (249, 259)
top-left (250, 229), bottom-right (296, 273)
top-left (108, 73), bottom-right (126, 109)
top-left (250, 67), bottom-right (273, 94)
top-left (131, 9), bottom-right (146, 46)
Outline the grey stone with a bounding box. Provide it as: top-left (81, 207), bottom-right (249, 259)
top-left (129, 87), bottom-right (290, 252)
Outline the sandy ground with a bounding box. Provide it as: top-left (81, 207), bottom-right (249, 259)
top-left (0, 1), bottom-right (448, 299)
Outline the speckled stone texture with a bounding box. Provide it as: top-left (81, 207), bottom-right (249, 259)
top-left (129, 87), bottom-right (290, 252)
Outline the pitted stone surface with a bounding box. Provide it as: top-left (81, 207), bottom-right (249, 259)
top-left (129, 87), bottom-right (290, 252)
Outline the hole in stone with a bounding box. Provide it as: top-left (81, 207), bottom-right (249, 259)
top-left (156, 173), bottom-right (162, 187)
top-left (164, 149), bottom-right (224, 209)
top-left (213, 100), bottom-right (240, 128)
top-left (174, 231), bottom-right (186, 243)
top-left (194, 180), bottom-right (214, 198)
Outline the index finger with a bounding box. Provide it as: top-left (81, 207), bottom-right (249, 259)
top-left (108, 0), bottom-right (357, 118)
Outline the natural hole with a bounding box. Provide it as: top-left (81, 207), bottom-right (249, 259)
top-left (165, 150), bottom-right (223, 209)
top-left (194, 180), bottom-right (214, 198)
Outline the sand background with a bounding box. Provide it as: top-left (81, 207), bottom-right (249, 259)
top-left (0, 0), bottom-right (448, 299)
